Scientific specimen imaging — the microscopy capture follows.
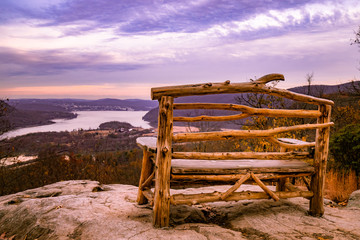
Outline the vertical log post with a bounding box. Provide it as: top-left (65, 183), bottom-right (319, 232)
top-left (153, 96), bottom-right (174, 228)
top-left (309, 104), bottom-right (331, 216)
top-left (276, 146), bottom-right (288, 191)
top-left (137, 148), bottom-right (154, 205)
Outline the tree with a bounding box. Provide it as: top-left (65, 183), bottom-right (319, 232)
top-left (0, 99), bottom-right (11, 135)
top-left (351, 26), bottom-right (360, 46)
top-left (330, 124), bottom-right (360, 177)
top-left (306, 72), bottom-right (314, 95)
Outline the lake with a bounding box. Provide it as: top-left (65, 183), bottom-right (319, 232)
top-left (0, 111), bottom-right (152, 140)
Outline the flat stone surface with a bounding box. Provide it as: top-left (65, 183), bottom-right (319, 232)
top-left (0, 181), bottom-right (359, 240)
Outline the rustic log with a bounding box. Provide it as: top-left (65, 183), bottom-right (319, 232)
top-left (172, 151), bottom-right (311, 160)
top-left (276, 145), bottom-right (290, 191)
top-left (268, 137), bottom-right (315, 149)
top-left (276, 178), bottom-right (287, 192)
top-left (142, 189), bottom-right (155, 204)
top-left (174, 103), bottom-right (321, 118)
top-left (251, 172), bottom-right (280, 201)
top-left (151, 74), bottom-right (334, 106)
top-left (152, 74), bottom-right (284, 100)
top-left (173, 113), bottom-right (250, 122)
top-left (170, 190), bottom-right (314, 205)
top-left (171, 159), bottom-right (315, 175)
top-left (173, 123), bottom-right (334, 143)
top-left (140, 171), bottom-right (155, 190)
top-left (137, 148), bottom-right (154, 205)
top-left (153, 96), bottom-right (174, 228)
top-left (284, 182), bottom-right (301, 192)
top-left (220, 173), bottom-right (251, 200)
top-left (302, 176), bottom-right (311, 191)
top-left (310, 104), bottom-right (332, 217)
top-left (171, 172), bottom-right (313, 182)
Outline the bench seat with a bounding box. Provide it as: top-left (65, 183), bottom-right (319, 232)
top-left (171, 159), bottom-right (314, 174)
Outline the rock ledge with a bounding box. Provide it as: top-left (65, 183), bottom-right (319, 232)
top-left (0, 181), bottom-right (359, 240)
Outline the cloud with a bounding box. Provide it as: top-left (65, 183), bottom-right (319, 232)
top-left (40, 0), bottom-right (319, 37)
top-left (0, 47), bottom-right (146, 77)
top-left (3, 0), bottom-right (355, 36)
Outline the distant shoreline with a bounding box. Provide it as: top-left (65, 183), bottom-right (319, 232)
top-left (0, 111), bottom-right (152, 140)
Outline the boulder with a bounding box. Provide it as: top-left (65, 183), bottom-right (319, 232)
top-left (347, 190), bottom-right (360, 208)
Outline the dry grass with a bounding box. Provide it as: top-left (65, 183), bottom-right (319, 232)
top-left (325, 168), bottom-right (360, 202)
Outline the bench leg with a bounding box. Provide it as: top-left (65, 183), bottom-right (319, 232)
top-left (137, 149), bottom-right (153, 205)
top-left (309, 171), bottom-right (324, 217)
top-left (309, 104), bottom-right (331, 217)
top-left (153, 96), bottom-right (173, 228)
top-left (276, 178), bottom-right (287, 192)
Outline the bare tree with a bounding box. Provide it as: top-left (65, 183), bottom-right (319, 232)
top-left (0, 99), bottom-right (11, 135)
top-left (306, 72), bottom-right (314, 95)
top-left (351, 26), bottom-right (360, 46)
top-left (348, 26), bottom-right (360, 96)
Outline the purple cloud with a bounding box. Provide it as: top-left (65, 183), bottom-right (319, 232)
top-left (0, 47), bottom-right (146, 76)
top-left (1, 0), bottom-right (328, 35)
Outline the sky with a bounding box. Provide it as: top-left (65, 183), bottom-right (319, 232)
top-left (0, 0), bottom-right (360, 100)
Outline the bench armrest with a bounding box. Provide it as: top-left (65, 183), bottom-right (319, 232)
top-left (136, 137), bottom-right (157, 153)
top-left (277, 138), bottom-right (314, 145)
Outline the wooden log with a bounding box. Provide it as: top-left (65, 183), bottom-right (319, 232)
top-left (152, 74), bottom-right (284, 100)
top-left (143, 189), bottom-right (155, 204)
top-left (137, 149), bottom-right (154, 205)
top-left (172, 151), bottom-right (311, 160)
top-left (151, 74), bottom-right (334, 106)
top-left (285, 182), bottom-right (312, 200)
top-left (173, 122), bottom-right (334, 143)
top-left (284, 182), bottom-right (301, 192)
top-left (170, 190), bottom-right (314, 205)
top-left (251, 172), bottom-right (280, 201)
top-left (302, 176), bottom-right (311, 191)
top-left (140, 171), bottom-right (155, 190)
top-left (268, 137), bottom-right (315, 149)
top-left (277, 146), bottom-right (289, 191)
top-left (276, 178), bottom-right (287, 192)
top-left (171, 172), bottom-right (313, 182)
top-left (171, 159), bottom-right (315, 175)
top-left (309, 104), bottom-right (332, 217)
top-left (173, 113), bottom-right (250, 122)
top-left (174, 103), bottom-right (321, 118)
top-left (220, 173), bottom-right (251, 200)
top-left (153, 96), bottom-right (174, 228)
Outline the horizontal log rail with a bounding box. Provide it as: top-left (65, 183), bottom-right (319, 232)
top-left (173, 103), bottom-right (321, 122)
top-left (151, 74), bottom-right (334, 106)
top-left (172, 151), bottom-right (311, 160)
top-left (173, 113), bottom-right (250, 122)
top-left (268, 137), bottom-right (315, 149)
top-left (173, 122), bottom-right (334, 143)
top-left (285, 182), bottom-right (302, 192)
top-left (170, 190), bottom-right (314, 205)
top-left (171, 172), bottom-right (313, 182)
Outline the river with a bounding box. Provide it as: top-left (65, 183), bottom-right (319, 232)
top-left (0, 111), bottom-right (151, 140)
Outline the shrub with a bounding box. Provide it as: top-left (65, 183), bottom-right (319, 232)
top-left (330, 124), bottom-right (360, 175)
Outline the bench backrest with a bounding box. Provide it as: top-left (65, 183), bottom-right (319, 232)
top-left (151, 74), bottom-right (333, 165)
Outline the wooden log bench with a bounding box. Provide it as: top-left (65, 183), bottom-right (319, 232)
top-left (136, 73), bottom-right (334, 228)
